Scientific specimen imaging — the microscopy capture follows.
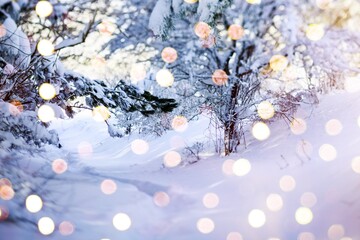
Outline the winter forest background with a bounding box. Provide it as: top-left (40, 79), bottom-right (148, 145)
top-left (1, 0), bottom-right (360, 239)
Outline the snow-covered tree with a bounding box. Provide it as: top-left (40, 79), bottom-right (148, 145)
top-left (126, 0), bottom-right (360, 155)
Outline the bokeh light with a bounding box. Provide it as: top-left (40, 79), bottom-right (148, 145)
top-left (266, 194), bottom-right (283, 212)
top-left (232, 158), bottom-right (251, 176)
top-left (0, 24), bottom-right (6, 38)
top-left (295, 207), bottom-right (313, 225)
top-left (113, 213), bottom-right (131, 231)
top-left (163, 151), bottom-right (182, 168)
top-left (38, 104), bottom-right (55, 123)
top-left (252, 122), bottom-right (270, 140)
top-left (184, 0), bottom-right (198, 3)
top-left (171, 116), bottom-right (188, 132)
top-left (130, 63), bottom-right (147, 83)
top-left (0, 206), bottom-right (9, 221)
top-left (38, 217), bottom-right (55, 235)
top-left (194, 22), bottom-right (211, 39)
top-left (300, 192), bottom-right (317, 208)
top-left (52, 159), bottom-right (68, 174)
top-left (131, 139), bottom-right (149, 155)
top-left (296, 140), bottom-right (313, 158)
top-left (197, 218), bottom-right (215, 234)
top-left (59, 221), bottom-right (75, 236)
top-left (351, 156), bottom-right (360, 174)
top-left (98, 20), bottom-right (116, 35)
top-left (257, 101), bottom-right (275, 120)
top-left (227, 232), bottom-right (243, 240)
top-left (222, 159), bottom-right (235, 175)
top-left (202, 193), bottom-right (220, 208)
top-left (156, 69), bottom-right (174, 87)
top-left (212, 69), bottom-right (228, 86)
top-left (77, 141), bottom-right (93, 159)
top-left (290, 118), bottom-right (307, 135)
top-left (269, 55), bottom-right (288, 72)
top-left (248, 209), bottom-right (266, 228)
top-left (161, 47), bottom-right (178, 63)
top-left (306, 24), bottom-right (325, 41)
top-left (92, 106), bottom-right (111, 122)
top-left (153, 191), bottom-right (170, 207)
top-left (228, 24), bottom-right (244, 40)
top-left (39, 83), bottom-right (56, 100)
top-left (279, 175), bottom-right (296, 192)
top-left (26, 195), bottom-right (43, 213)
top-left (101, 179), bottom-right (117, 195)
top-left (0, 185), bottom-right (14, 200)
top-left (35, 1), bottom-right (53, 18)
top-left (37, 40), bottom-right (54, 56)
top-left (318, 144), bottom-right (337, 161)
top-left (246, 0), bottom-right (261, 4)
top-left (325, 119), bottom-right (343, 136)
top-left (328, 224), bottom-right (345, 240)
top-left (298, 232), bottom-right (316, 240)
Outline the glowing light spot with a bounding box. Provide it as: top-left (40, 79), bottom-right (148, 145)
top-left (298, 232), bottom-right (316, 240)
top-left (279, 175), bottom-right (296, 192)
top-left (318, 144), bottom-right (337, 161)
top-left (184, 0), bottom-right (198, 3)
top-left (77, 141), bottom-right (93, 159)
top-left (212, 69), bottom-right (228, 86)
top-left (194, 22), bottom-right (211, 39)
top-left (153, 191), bottom-right (170, 207)
top-left (161, 47), bottom-right (178, 63)
top-left (0, 24), bottom-right (6, 37)
top-left (201, 35), bottom-right (216, 48)
top-left (98, 20), bottom-right (116, 35)
top-left (113, 213), bottom-right (131, 231)
top-left (101, 179), bottom-right (117, 195)
top-left (0, 185), bottom-right (14, 200)
top-left (59, 221), bottom-right (74, 236)
top-left (325, 119), bottom-right (343, 136)
top-left (252, 122), bottom-right (270, 141)
top-left (92, 106), bottom-right (111, 122)
top-left (316, 0), bottom-right (332, 9)
top-left (163, 151), bottom-right (182, 168)
top-left (171, 116), bottom-right (188, 132)
top-left (9, 100), bottom-right (23, 115)
top-left (35, 1), bottom-right (53, 18)
top-left (246, 0), bottom-right (261, 4)
top-left (232, 158), bottom-right (251, 176)
top-left (38, 104), bottom-right (55, 123)
top-left (0, 178), bottom-right (12, 187)
top-left (344, 76), bottom-right (360, 93)
top-left (37, 40), bottom-right (54, 56)
top-left (300, 192), bottom-right (317, 208)
top-left (296, 140), bottom-right (313, 158)
top-left (52, 159), bottom-right (68, 174)
top-left (295, 207), bottom-right (313, 225)
top-left (197, 218), bottom-right (215, 234)
top-left (156, 69), bottom-right (174, 87)
top-left (290, 118), bottom-right (307, 135)
top-left (222, 159), bottom-right (235, 176)
top-left (270, 55), bottom-right (288, 72)
top-left (26, 195), bottom-right (43, 213)
top-left (306, 24), bottom-right (325, 41)
top-left (39, 83), bottom-right (56, 100)
top-left (131, 139), bottom-right (149, 155)
top-left (227, 232), bottom-right (243, 240)
top-left (130, 63), bottom-right (147, 83)
top-left (228, 24), bottom-right (244, 40)
top-left (257, 101), bottom-right (275, 120)
top-left (266, 194), bottom-right (283, 212)
top-left (351, 157), bottom-right (360, 174)
top-left (202, 193), bottom-right (220, 208)
top-left (38, 217), bottom-right (55, 235)
top-left (328, 224), bottom-right (345, 240)
top-left (248, 209), bottom-right (266, 228)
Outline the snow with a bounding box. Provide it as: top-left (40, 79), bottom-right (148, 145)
top-left (1, 91), bottom-right (360, 239)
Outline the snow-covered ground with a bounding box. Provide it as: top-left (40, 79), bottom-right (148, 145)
top-left (1, 91), bottom-right (360, 240)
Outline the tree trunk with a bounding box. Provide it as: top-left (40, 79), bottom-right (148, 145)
top-left (224, 83), bottom-right (240, 156)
